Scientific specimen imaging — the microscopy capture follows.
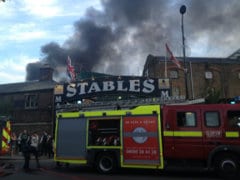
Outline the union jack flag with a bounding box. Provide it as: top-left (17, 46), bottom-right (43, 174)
top-left (67, 56), bottom-right (76, 81)
top-left (165, 43), bottom-right (181, 69)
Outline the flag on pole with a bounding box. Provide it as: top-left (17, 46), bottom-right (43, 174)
top-left (67, 56), bottom-right (76, 81)
top-left (165, 43), bottom-right (181, 69)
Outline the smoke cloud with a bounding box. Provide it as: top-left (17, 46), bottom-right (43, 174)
top-left (26, 0), bottom-right (240, 81)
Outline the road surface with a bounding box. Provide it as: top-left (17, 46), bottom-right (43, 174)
top-left (0, 155), bottom-right (219, 180)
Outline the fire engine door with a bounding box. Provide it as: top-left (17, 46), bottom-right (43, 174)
top-left (201, 108), bottom-right (229, 157)
top-left (172, 109), bottom-right (204, 159)
top-left (201, 106), bottom-right (240, 160)
top-left (56, 117), bottom-right (87, 159)
top-left (122, 115), bottom-right (163, 167)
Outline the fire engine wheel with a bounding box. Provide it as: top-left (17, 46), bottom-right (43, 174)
top-left (214, 153), bottom-right (240, 178)
top-left (96, 153), bottom-right (116, 174)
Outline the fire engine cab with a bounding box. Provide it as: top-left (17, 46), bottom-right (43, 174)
top-left (54, 102), bottom-right (240, 178)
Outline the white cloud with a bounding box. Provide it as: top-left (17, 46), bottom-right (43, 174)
top-left (20, 0), bottom-right (61, 18)
top-left (1, 0), bottom-right (102, 18)
top-left (0, 0), bottom-right (102, 84)
top-left (0, 22), bottom-right (71, 45)
top-left (9, 31), bottom-right (47, 41)
top-left (20, 0), bottom-right (102, 18)
top-left (7, 23), bottom-right (48, 41)
top-left (0, 55), bottom-right (39, 84)
top-left (0, 0), bottom-right (61, 19)
top-left (0, 0), bottom-right (16, 18)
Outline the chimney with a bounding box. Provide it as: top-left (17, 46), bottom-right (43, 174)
top-left (39, 64), bottom-right (53, 81)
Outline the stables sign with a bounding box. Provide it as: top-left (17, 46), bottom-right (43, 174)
top-left (54, 76), bottom-right (170, 103)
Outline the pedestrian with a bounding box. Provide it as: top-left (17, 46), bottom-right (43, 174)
top-left (40, 131), bottom-right (48, 156)
top-left (10, 132), bottom-right (17, 157)
top-left (17, 132), bottom-right (22, 154)
top-left (29, 132), bottom-right (40, 168)
top-left (46, 135), bottom-right (54, 158)
top-left (20, 129), bottom-right (31, 171)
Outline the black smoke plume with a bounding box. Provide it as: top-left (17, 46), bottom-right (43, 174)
top-left (26, 0), bottom-right (240, 81)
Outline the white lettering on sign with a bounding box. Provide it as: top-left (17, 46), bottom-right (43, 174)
top-left (103, 81), bottom-right (115, 91)
top-left (66, 79), bottom-right (156, 97)
top-left (143, 79), bottom-right (155, 93)
top-left (129, 80), bottom-right (140, 92)
top-left (88, 82), bottom-right (101, 93)
top-left (117, 81), bottom-right (128, 91)
top-left (205, 130), bottom-right (222, 138)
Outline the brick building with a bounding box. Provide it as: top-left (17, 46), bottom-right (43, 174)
top-left (0, 65), bottom-right (56, 135)
top-left (142, 49), bottom-right (240, 100)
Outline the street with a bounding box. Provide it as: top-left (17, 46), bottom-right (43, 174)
top-left (0, 155), bottom-right (219, 180)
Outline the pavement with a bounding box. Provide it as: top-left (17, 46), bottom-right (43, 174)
top-left (0, 154), bottom-right (21, 176)
top-left (0, 153), bottom-right (54, 177)
top-left (0, 154), bottom-right (24, 160)
top-left (0, 153), bottom-right (54, 160)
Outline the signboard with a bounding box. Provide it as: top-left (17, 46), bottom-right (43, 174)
top-left (158, 78), bottom-right (170, 89)
top-left (54, 76), bottom-right (171, 104)
top-left (122, 116), bottom-right (160, 165)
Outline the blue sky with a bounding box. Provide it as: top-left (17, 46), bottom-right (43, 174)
top-left (0, 0), bottom-right (102, 84)
top-left (1, 0), bottom-right (240, 84)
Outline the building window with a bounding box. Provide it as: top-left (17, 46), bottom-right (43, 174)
top-left (205, 71), bottom-right (213, 79)
top-left (170, 70), bottom-right (178, 79)
top-left (25, 94), bottom-right (38, 109)
top-left (177, 112), bottom-right (197, 127)
top-left (205, 111), bottom-right (220, 127)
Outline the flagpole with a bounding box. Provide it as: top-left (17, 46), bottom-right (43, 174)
top-left (190, 61), bottom-right (194, 99)
top-left (180, 5), bottom-right (189, 100)
top-left (164, 48), bottom-right (167, 78)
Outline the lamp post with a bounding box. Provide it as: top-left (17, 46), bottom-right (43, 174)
top-left (180, 5), bottom-right (189, 100)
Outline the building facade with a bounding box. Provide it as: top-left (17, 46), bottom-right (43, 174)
top-left (142, 49), bottom-right (240, 101)
top-left (0, 66), bottom-right (56, 135)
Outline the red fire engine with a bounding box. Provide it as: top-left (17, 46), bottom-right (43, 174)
top-left (54, 102), bottom-right (240, 178)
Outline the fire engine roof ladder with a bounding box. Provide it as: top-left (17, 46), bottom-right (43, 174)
top-left (56, 97), bottom-right (205, 112)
